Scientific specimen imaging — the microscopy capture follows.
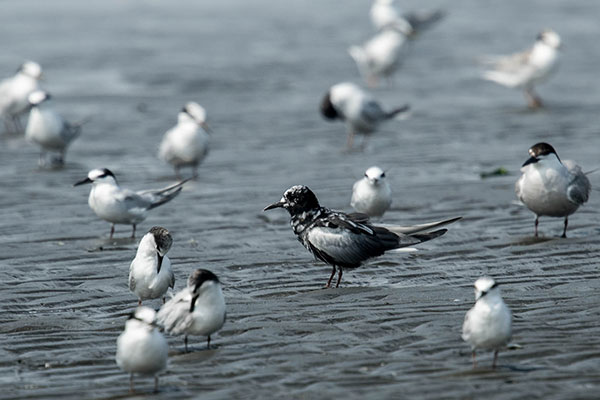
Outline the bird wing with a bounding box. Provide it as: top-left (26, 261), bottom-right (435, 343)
top-left (482, 49), bottom-right (531, 74)
top-left (563, 160), bottom-right (591, 205)
top-left (156, 288), bottom-right (194, 335)
top-left (461, 306), bottom-right (474, 342)
top-left (325, 211), bottom-right (375, 235)
top-left (360, 99), bottom-right (387, 124)
top-left (136, 179), bottom-right (189, 210)
top-left (128, 263), bottom-right (136, 292)
top-left (402, 10), bottom-right (445, 35)
top-left (304, 211), bottom-right (402, 267)
top-left (117, 189), bottom-right (153, 212)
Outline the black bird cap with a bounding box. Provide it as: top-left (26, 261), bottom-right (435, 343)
top-left (149, 226), bottom-right (173, 255)
top-left (188, 268), bottom-right (220, 292)
top-left (320, 91), bottom-right (339, 120)
top-left (99, 168), bottom-right (116, 179)
top-left (522, 142), bottom-right (560, 167)
top-left (74, 168), bottom-right (116, 186)
top-left (264, 185), bottom-right (321, 214)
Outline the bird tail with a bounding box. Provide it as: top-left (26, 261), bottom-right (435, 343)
top-left (409, 228), bottom-right (448, 243)
top-left (146, 179), bottom-right (191, 210)
top-left (64, 116), bottom-right (92, 142)
top-left (385, 104), bottom-right (411, 120)
top-left (404, 10), bottom-right (445, 37)
top-left (384, 216), bottom-right (462, 235)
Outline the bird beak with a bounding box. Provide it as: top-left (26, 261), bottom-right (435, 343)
top-left (73, 177), bottom-right (92, 186)
top-left (522, 156), bottom-right (539, 167)
top-left (264, 200), bottom-right (285, 211)
top-left (157, 254), bottom-right (164, 274)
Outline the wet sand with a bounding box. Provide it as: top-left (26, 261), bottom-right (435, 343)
top-left (1, 0), bottom-right (600, 399)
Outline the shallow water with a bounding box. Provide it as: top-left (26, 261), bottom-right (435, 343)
top-left (1, 0), bottom-right (600, 399)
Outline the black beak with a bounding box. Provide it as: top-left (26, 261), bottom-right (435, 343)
top-left (157, 254), bottom-right (164, 274)
top-left (189, 294), bottom-right (199, 313)
top-left (73, 177), bottom-right (92, 186)
top-left (522, 156), bottom-right (539, 167)
top-left (264, 201), bottom-right (285, 211)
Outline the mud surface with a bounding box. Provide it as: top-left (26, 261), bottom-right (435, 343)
top-left (1, 0), bottom-right (599, 399)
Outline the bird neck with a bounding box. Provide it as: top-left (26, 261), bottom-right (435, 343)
top-left (290, 207), bottom-right (324, 235)
top-left (137, 234), bottom-right (158, 258)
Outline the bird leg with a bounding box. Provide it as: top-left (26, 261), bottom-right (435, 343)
top-left (367, 74), bottom-right (379, 88)
top-left (138, 299), bottom-right (142, 306)
top-left (131, 224), bottom-right (136, 238)
top-left (471, 351), bottom-right (477, 368)
top-left (360, 135), bottom-right (369, 151)
top-left (38, 152), bottom-right (46, 167)
top-left (524, 88), bottom-right (543, 109)
top-left (12, 115), bottom-right (23, 133)
top-left (335, 268), bottom-right (343, 288)
top-left (3, 118), bottom-right (14, 134)
top-left (207, 335), bottom-right (211, 349)
top-left (562, 217), bottom-right (568, 238)
top-left (129, 373), bottom-right (135, 393)
top-left (154, 376), bottom-right (159, 393)
top-left (110, 224), bottom-right (115, 239)
top-left (174, 166), bottom-right (182, 181)
top-left (492, 350), bottom-right (499, 369)
top-left (346, 129), bottom-right (355, 151)
top-left (325, 266), bottom-right (337, 288)
top-left (534, 216), bottom-right (539, 237)
top-left (184, 335), bottom-right (189, 353)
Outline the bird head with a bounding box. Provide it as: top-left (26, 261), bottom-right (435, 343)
top-left (264, 185), bottom-right (321, 215)
top-left (537, 29), bottom-right (561, 49)
top-left (474, 276), bottom-right (500, 301)
top-left (28, 90), bottom-right (51, 106)
top-left (522, 142), bottom-right (561, 167)
top-left (19, 61), bottom-right (43, 79)
top-left (73, 168), bottom-right (117, 186)
top-left (364, 166), bottom-right (387, 185)
top-left (126, 306), bottom-right (158, 330)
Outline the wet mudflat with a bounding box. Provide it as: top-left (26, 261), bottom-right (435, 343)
top-left (1, 0), bottom-right (600, 399)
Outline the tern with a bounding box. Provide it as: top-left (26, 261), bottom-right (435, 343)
top-left (264, 185), bottom-right (460, 288)
top-left (0, 61), bottom-right (43, 134)
top-left (116, 306), bottom-right (168, 393)
top-left (74, 168), bottom-right (188, 238)
top-left (158, 102), bottom-right (211, 180)
top-left (157, 269), bottom-right (226, 352)
top-left (129, 226), bottom-right (176, 305)
top-left (25, 90), bottom-right (84, 166)
top-left (351, 166), bottom-right (392, 218)
top-left (320, 82), bottom-right (409, 149)
top-left (462, 277), bottom-right (512, 368)
top-left (482, 30), bottom-right (561, 108)
top-left (515, 142), bottom-right (591, 237)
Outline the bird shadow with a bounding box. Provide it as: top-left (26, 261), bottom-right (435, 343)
top-left (169, 346), bottom-right (220, 361)
top-left (85, 236), bottom-right (138, 252)
top-left (509, 236), bottom-right (557, 246)
top-left (449, 363), bottom-right (540, 378)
